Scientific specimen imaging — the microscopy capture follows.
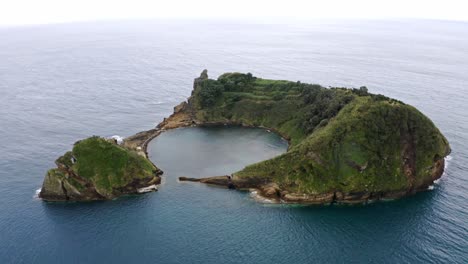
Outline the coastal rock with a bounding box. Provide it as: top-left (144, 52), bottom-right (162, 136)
top-left (191, 69), bottom-right (209, 95)
top-left (200, 176), bottom-right (231, 185)
top-left (174, 101), bottom-right (188, 113)
top-left (172, 71), bottom-right (451, 204)
top-left (45, 71), bottom-right (450, 205)
top-left (179, 176), bottom-right (201, 182)
top-left (258, 183), bottom-right (281, 199)
top-left (179, 176), bottom-right (236, 189)
top-left (179, 176), bottom-right (231, 185)
top-left (40, 136), bottom-right (162, 201)
top-left (282, 193), bottom-right (335, 204)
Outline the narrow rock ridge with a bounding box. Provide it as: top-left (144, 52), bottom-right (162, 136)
top-left (179, 156), bottom-right (446, 205)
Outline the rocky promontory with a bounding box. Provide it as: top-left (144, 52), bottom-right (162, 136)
top-left (39, 136), bottom-right (161, 201)
top-left (174, 70), bottom-right (451, 204)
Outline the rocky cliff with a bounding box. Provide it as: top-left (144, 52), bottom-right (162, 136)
top-left (178, 70), bottom-right (451, 204)
top-left (41, 70), bottom-right (450, 204)
top-left (40, 136), bottom-right (161, 201)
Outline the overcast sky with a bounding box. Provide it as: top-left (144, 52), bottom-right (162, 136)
top-left (1, 0), bottom-right (467, 26)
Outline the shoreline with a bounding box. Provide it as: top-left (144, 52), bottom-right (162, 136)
top-left (120, 69), bottom-right (450, 206)
top-left (123, 102), bottom-right (292, 159)
top-left (123, 99), bottom-right (448, 205)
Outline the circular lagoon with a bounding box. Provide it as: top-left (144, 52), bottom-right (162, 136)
top-left (144, 126), bottom-right (460, 263)
top-left (147, 126), bottom-right (288, 189)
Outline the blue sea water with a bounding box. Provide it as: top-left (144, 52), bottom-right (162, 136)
top-left (0, 19), bottom-right (467, 263)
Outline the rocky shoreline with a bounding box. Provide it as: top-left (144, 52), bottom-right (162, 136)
top-left (123, 102), bottom-right (194, 157)
top-left (122, 102), bottom-right (292, 158)
top-left (39, 136), bottom-right (162, 201)
top-left (124, 110), bottom-right (446, 205)
top-left (119, 70), bottom-right (450, 205)
top-left (40, 70), bottom-right (450, 204)
top-left (178, 159), bottom-right (446, 205)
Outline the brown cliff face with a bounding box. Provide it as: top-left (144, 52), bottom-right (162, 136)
top-left (40, 159), bottom-right (162, 202)
top-left (191, 69), bottom-right (208, 95)
top-left (39, 167), bottom-right (106, 201)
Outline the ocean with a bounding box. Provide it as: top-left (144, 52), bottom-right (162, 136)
top-left (0, 19), bottom-right (467, 263)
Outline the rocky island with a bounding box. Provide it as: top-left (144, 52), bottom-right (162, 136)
top-left (39, 136), bottom-right (161, 201)
top-left (40, 70), bottom-right (450, 203)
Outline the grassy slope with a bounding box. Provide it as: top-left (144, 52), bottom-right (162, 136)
top-left (51, 136), bottom-right (158, 197)
top-left (191, 73), bottom-right (450, 194)
top-left (192, 73), bottom-right (359, 144)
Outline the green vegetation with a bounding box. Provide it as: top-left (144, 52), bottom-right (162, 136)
top-left (42, 136), bottom-right (160, 200)
top-left (190, 72), bottom-right (450, 195)
top-left (41, 71), bottom-right (450, 202)
top-left (71, 136), bottom-right (158, 196)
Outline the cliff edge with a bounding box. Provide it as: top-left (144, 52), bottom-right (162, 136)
top-left (178, 70), bottom-right (451, 204)
top-left (39, 136), bottom-right (161, 201)
top-left (40, 70), bottom-right (450, 204)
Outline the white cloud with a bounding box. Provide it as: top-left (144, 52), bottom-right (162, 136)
top-left (1, 0), bottom-right (467, 26)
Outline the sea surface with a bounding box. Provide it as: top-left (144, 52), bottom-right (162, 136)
top-left (0, 19), bottom-right (467, 263)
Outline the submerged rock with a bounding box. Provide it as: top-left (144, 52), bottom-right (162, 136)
top-left (39, 136), bottom-right (162, 201)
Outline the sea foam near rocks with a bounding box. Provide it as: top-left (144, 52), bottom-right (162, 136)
top-left (249, 190), bottom-right (276, 204)
top-left (444, 155), bottom-right (452, 170)
top-left (111, 135), bottom-right (124, 144)
top-left (137, 185), bottom-right (157, 193)
top-left (34, 188), bottom-right (41, 199)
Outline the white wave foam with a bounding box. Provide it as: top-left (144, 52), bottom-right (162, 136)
top-left (427, 185), bottom-right (435, 190)
top-left (250, 189), bottom-right (276, 204)
top-left (110, 135), bottom-right (124, 144)
top-left (137, 184), bottom-right (157, 193)
top-left (33, 188), bottom-right (41, 199)
top-left (442, 155), bottom-right (453, 176)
